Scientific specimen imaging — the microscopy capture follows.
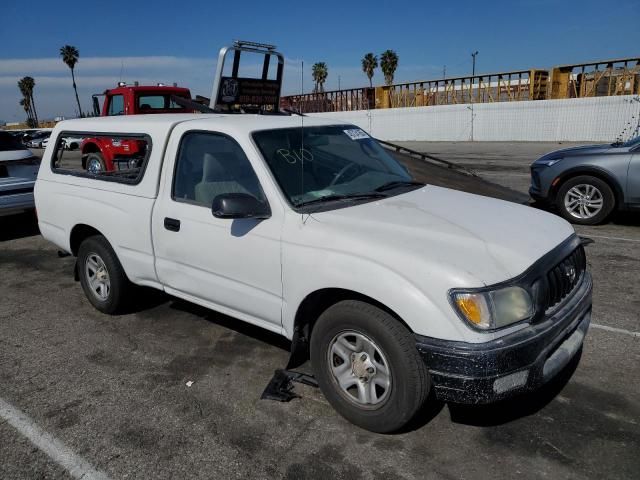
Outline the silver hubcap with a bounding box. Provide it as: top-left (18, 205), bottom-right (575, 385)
top-left (85, 253), bottom-right (111, 301)
top-left (564, 184), bottom-right (604, 219)
top-left (87, 158), bottom-right (102, 174)
top-left (327, 331), bottom-right (391, 407)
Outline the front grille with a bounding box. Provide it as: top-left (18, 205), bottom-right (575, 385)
top-left (542, 245), bottom-right (586, 311)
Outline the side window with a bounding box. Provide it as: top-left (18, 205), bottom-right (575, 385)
top-left (173, 131), bottom-right (265, 207)
top-left (51, 132), bottom-right (151, 184)
top-left (108, 95), bottom-right (124, 115)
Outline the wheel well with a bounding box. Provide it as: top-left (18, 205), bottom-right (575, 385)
top-left (551, 169), bottom-right (622, 206)
top-left (288, 288), bottom-right (411, 367)
top-left (81, 143), bottom-right (101, 169)
top-left (82, 142), bottom-right (100, 154)
top-left (69, 224), bottom-right (103, 256)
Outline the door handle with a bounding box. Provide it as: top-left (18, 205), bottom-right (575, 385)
top-left (164, 217), bottom-right (181, 232)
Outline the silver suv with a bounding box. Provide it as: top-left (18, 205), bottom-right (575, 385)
top-left (529, 136), bottom-right (640, 224)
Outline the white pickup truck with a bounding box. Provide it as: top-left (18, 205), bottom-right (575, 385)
top-left (35, 113), bottom-right (592, 432)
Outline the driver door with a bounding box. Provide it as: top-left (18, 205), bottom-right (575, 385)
top-left (152, 130), bottom-right (283, 331)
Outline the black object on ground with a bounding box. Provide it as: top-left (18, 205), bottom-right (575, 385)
top-left (261, 369), bottom-right (319, 402)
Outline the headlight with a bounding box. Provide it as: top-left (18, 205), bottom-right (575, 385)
top-left (535, 156), bottom-right (563, 167)
top-left (450, 286), bottom-right (534, 330)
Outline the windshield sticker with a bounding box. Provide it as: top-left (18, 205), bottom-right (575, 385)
top-left (343, 128), bottom-right (370, 140)
top-left (276, 148), bottom-right (314, 164)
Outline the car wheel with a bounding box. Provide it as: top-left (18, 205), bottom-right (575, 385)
top-left (78, 235), bottom-right (131, 314)
top-left (86, 152), bottom-right (106, 174)
top-left (556, 175), bottom-right (615, 225)
top-left (310, 300), bottom-right (430, 433)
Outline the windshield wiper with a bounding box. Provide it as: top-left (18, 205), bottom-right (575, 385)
top-left (296, 192), bottom-right (387, 208)
top-left (374, 180), bottom-right (425, 192)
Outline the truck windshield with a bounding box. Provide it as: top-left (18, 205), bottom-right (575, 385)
top-left (252, 125), bottom-right (422, 209)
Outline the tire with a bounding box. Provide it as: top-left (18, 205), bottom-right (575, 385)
top-left (77, 235), bottom-right (131, 314)
top-left (310, 300), bottom-right (430, 433)
top-left (556, 175), bottom-right (615, 225)
top-left (85, 152), bottom-right (106, 174)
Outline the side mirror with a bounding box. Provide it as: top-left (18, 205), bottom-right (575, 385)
top-left (92, 96), bottom-right (101, 116)
top-left (212, 193), bottom-right (271, 220)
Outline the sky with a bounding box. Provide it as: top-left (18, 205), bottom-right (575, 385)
top-left (1, 0), bottom-right (638, 121)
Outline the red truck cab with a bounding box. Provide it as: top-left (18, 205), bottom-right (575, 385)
top-left (92, 83), bottom-right (193, 116)
top-left (83, 83), bottom-right (193, 173)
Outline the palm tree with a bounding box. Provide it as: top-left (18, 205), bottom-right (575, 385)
top-left (312, 62), bottom-right (328, 93)
top-left (380, 50), bottom-right (399, 86)
top-left (17, 78), bottom-right (36, 126)
top-left (22, 76), bottom-right (38, 126)
top-left (361, 53), bottom-right (378, 88)
top-left (60, 45), bottom-right (83, 117)
top-left (19, 98), bottom-right (33, 126)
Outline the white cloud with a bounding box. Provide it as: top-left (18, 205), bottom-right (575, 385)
top-left (0, 55), bottom-right (444, 121)
top-left (0, 56), bottom-right (210, 75)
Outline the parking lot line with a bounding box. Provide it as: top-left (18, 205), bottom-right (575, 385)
top-left (591, 323), bottom-right (640, 338)
top-left (0, 397), bottom-right (111, 480)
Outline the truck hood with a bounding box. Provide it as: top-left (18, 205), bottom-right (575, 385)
top-left (312, 185), bottom-right (574, 287)
top-left (534, 143), bottom-right (614, 164)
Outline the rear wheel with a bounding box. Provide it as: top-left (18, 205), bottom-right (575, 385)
top-left (556, 175), bottom-right (615, 225)
top-left (310, 300), bottom-right (430, 433)
top-left (85, 152), bottom-right (106, 174)
top-left (78, 236), bottom-right (131, 314)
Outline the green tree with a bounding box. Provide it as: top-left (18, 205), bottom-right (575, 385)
top-left (22, 76), bottom-right (38, 126)
top-left (380, 49), bottom-right (399, 86)
top-left (312, 62), bottom-right (328, 93)
top-left (361, 53), bottom-right (378, 88)
top-left (19, 97), bottom-right (34, 126)
top-left (18, 78), bottom-right (36, 126)
top-left (60, 45), bottom-right (83, 117)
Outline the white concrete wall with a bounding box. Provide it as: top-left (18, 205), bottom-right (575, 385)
top-left (308, 95), bottom-right (640, 142)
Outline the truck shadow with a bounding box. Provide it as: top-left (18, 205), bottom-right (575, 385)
top-left (168, 298), bottom-right (292, 353)
top-left (0, 210), bottom-right (40, 242)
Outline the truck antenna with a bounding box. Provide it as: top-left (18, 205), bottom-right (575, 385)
top-left (300, 59), bottom-right (305, 218)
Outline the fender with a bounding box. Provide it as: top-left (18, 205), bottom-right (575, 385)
top-left (551, 165), bottom-right (625, 205)
top-left (281, 248), bottom-right (470, 343)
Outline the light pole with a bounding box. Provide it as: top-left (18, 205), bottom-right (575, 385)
top-left (470, 51), bottom-right (479, 141)
top-left (471, 51), bottom-right (479, 76)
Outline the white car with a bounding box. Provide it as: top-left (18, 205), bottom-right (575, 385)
top-left (63, 136), bottom-right (84, 150)
top-left (35, 114), bottom-right (592, 432)
top-left (26, 132), bottom-right (51, 148)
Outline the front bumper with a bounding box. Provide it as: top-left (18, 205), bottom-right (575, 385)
top-left (416, 272), bottom-right (592, 404)
top-left (529, 164), bottom-right (554, 203)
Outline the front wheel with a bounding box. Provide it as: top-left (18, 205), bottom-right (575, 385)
top-left (556, 175), bottom-right (615, 225)
top-left (310, 300), bottom-right (430, 433)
